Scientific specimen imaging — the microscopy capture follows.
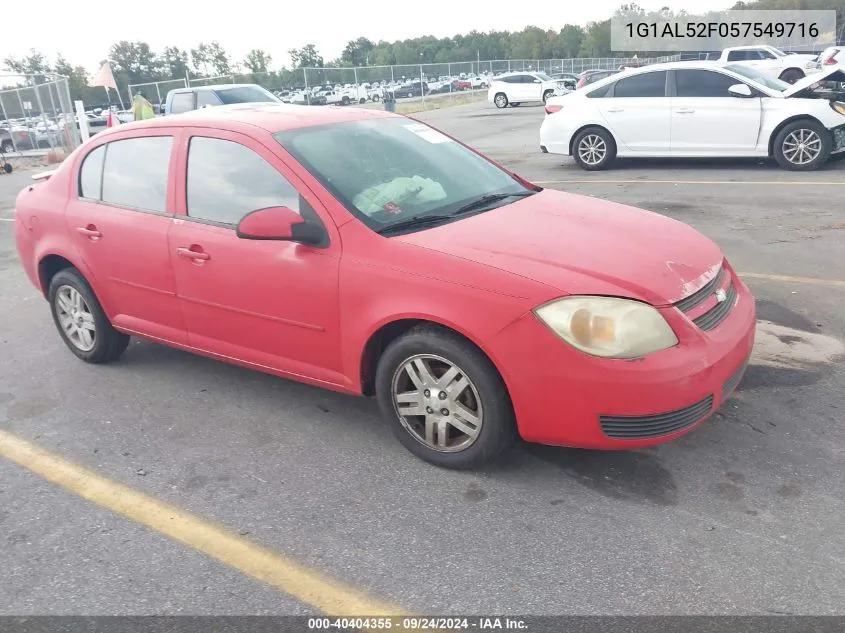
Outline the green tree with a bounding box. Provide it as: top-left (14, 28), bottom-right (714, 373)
top-left (190, 42), bottom-right (231, 76)
top-left (3, 49), bottom-right (52, 78)
top-left (244, 49), bottom-right (273, 74)
top-left (341, 38), bottom-right (375, 66)
top-left (162, 47), bottom-right (190, 79)
top-left (579, 20), bottom-right (613, 57)
top-left (289, 45), bottom-right (324, 68)
top-left (109, 41), bottom-right (161, 84)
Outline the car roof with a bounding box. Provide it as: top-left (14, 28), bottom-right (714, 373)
top-left (170, 83), bottom-right (268, 94)
top-left (108, 103), bottom-right (398, 133)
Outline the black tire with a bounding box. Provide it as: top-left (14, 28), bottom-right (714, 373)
top-left (779, 68), bottom-right (804, 84)
top-left (2, 162), bottom-right (11, 174)
top-left (543, 90), bottom-right (555, 103)
top-left (493, 92), bottom-right (508, 108)
top-left (359, 98), bottom-right (366, 104)
top-left (48, 268), bottom-right (130, 364)
top-left (375, 325), bottom-right (517, 470)
top-left (772, 119), bottom-right (831, 171)
top-left (1, 141), bottom-right (13, 153)
top-left (341, 96), bottom-right (350, 106)
top-left (372, 93), bottom-right (381, 102)
top-left (572, 126), bottom-right (617, 171)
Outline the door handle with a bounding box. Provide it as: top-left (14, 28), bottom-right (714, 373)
top-left (176, 246), bottom-right (210, 261)
top-left (606, 107), bottom-right (624, 113)
top-left (76, 225), bottom-right (102, 240)
top-left (675, 108), bottom-right (695, 114)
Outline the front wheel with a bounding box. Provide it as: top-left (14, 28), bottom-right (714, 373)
top-left (48, 268), bottom-right (130, 363)
top-left (1, 141), bottom-right (13, 153)
top-left (375, 326), bottom-right (516, 470)
top-left (543, 90), bottom-right (555, 103)
top-left (572, 127), bottom-right (617, 171)
top-left (773, 120), bottom-right (831, 171)
top-left (493, 92), bottom-right (508, 108)
top-left (372, 94), bottom-right (380, 102)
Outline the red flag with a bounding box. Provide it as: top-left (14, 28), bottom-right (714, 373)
top-left (106, 110), bottom-right (120, 127)
top-left (89, 60), bottom-right (119, 91)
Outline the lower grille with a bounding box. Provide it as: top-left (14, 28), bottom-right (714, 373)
top-left (599, 395), bottom-right (714, 440)
top-left (693, 282), bottom-right (737, 331)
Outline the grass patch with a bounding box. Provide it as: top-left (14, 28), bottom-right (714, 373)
top-left (395, 91), bottom-right (487, 114)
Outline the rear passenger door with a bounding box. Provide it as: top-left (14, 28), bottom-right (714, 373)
top-left (64, 131), bottom-right (187, 342)
top-left (597, 70), bottom-right (671, 152)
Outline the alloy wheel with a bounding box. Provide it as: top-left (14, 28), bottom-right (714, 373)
top-left (391, 354), bottom-right (483, 453)
top-left (782, 129), bottom-right (822, 165)
top-left (578, 134), bottom-right (607, 166)
top-left (55, 285), bottom-right (96, 351)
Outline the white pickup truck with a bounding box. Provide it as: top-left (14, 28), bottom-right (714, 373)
top-left (718, 45), bottom-right (820, 83)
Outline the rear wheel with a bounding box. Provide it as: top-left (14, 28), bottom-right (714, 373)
top-left (779, 68), bottom-right (805, 84)
top-left (48, 268), bottom-right (130, 363)
top-left (375, 326), bottom-right (516, 470)
top-left (493, 93), bottom-right (508, 108)
top-left (572, 126), bottom-right (616, 171)
top-left (773, 119), bottom-right (831, 171)
top-left (371, 93), bottom-right (381, 102)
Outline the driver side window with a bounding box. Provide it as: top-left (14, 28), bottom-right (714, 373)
top-left (186, 136), bottom-right (301, 226)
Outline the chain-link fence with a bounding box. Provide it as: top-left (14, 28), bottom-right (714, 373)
top-left (1, 74), bottom-right (80, 155)
top-left (128, 78), bottom-right (188, 105)
top-left (119, 54), bottom-right (684, 113)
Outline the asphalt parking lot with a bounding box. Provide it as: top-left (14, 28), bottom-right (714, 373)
top-left (1, 100), bottom-right (844, 616)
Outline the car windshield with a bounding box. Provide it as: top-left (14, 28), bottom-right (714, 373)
top-left (214, 86), bottom-right (281, 104)
top-left (724, 64), bottom-right (790, 92)
top-left (275, 118), bottom-right (535, 234)
top-left (535, 72), bottom-right (553, 81)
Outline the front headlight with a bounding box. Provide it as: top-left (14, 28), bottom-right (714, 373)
top-left (534, 296), bottom-right (679, 359)
top-left (830, 101), bottom-right (845, 116)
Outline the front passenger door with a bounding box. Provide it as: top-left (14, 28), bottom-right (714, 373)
top-left (168, 130), bottom-right (344, 384)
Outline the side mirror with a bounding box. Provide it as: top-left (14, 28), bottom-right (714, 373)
top-left (728, 83), bottom-right (753, 98)
top-left (236, 206), bottom-right (324, 246)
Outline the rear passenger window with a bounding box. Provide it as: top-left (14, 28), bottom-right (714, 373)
top-left (186, 136), bottom-right (301, 226)
top-left (170, 92), bottom-right (194, 114)
top-left (78, 145), bottom-right (105, 199)
top-left (586, 83), bottom-right (612, 98)
top-left (101, 137), bottom-right (173, 213)
top-left (613, 71), bottom-right (667, 98)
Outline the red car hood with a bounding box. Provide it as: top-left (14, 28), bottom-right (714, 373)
top-left (396, 189), bottom-right (724, 306)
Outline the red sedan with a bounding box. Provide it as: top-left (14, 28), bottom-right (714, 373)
top-left (14, 104), bottom-right (755, 469)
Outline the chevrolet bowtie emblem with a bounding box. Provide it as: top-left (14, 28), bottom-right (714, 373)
top-left (715, 289), bottom-right (727, 303)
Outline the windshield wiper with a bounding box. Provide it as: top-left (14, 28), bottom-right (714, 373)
top-left (451, 191), bottom-right (535, 216)
top-left (376, 214), bottom-right (455, 235)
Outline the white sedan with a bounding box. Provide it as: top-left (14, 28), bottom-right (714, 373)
top-left (487, 71), bottom-right (568, 108)
top-left (539, 61), bottom-right (845, 171)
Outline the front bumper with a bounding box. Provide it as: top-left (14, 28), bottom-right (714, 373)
top-left (486, 268), bottom-right (757, 449)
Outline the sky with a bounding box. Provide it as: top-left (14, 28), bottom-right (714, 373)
top-left (5, 0), bottom-right (733, 73)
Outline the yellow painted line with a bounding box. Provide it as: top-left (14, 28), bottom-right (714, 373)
top-left (533, 179), bottom-right (845, 186)
top-left (0, 428), bottom-right (405, 617)
top-left (738, 272), bottom-right (845, 288)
